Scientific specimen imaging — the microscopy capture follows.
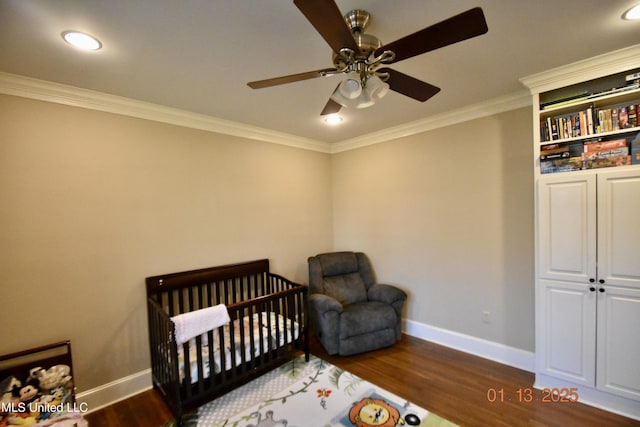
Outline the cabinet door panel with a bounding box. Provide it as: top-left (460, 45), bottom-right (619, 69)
top-left (597, 170), bottom-right (640, 287)
top-left (538, 279), bottom-right (596, 386)
top-left (596, 286), bottom-right (640, 400)
top-left (537, 174), bottom-right (596, 282)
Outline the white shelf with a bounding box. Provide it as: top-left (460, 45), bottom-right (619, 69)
top-left (540, 86), bottom-right (640, 115)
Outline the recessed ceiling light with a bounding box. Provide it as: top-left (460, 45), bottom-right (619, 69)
top-left (62, 31), bottom-right (102, 50)
top-left (623, 4), bottom-right (640, 20)
top-left (324, 115), bottom-right (343, 125)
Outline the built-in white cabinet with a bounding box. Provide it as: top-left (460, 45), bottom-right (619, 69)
top-left (537, 169), bottom-right (640, 402)
top-left (522, 45), bottom-right (640, 419)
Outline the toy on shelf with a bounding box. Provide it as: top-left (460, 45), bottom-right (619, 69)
top-left (0, 341), bottom-right (87, 427)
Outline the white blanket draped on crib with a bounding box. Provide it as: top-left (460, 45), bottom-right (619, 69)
top-left (171, 304), bottom-right (230, 346)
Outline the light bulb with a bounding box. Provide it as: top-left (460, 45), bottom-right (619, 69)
top-left (324, 115), bottom-right (343, 125)
top-left (62, 31), bottom-right (102, 50)
top-left (623, 4), bottom-right (640, 20)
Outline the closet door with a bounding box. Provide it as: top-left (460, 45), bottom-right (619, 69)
top-left (537, 174), bottom-right (597, 283)
top-left (595, 169), bottom-right (640, 401)
top-left (596, 285), bottom-right (640, 400)
top-left (597, 169), bottom-right (640, 288)
top-left (538, 279), bottom-right (596, 386)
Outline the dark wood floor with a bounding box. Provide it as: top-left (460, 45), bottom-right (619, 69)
top-left (85, 335), bottom-right (639, 426)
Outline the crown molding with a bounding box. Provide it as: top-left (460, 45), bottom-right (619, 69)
top-left (520, 44), bottom-right (640, 94)
top-left (0, 72), bottom-right (331, 153)
top-left (0, 71), bottom-right (529, 154)
top-left (330, 90), bottom-right (532, 153)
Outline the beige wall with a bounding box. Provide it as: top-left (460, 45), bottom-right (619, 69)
top-left (332, 107), bottom-right (535, 351)
top-left (0, 92), bottom-right (535, 396)
top-left (0, 94), bottom-right (333, 391)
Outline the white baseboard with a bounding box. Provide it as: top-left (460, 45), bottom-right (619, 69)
top-left (76, 369), bottom-right (152, 414)
top-left (76, 321), bottom-right (535, 413)
top-left (403, 319), bottom-right (535, 373)
top-left (535, 373), bottom-right (640, 421)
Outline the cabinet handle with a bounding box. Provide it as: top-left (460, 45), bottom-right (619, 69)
top-left (589, 278), bottom-right (595, 283)
top-left (599, 279), bottom-right (605, 284)
top-left (599, 287), bottom-right (605, 293)
top-left (589, 286), bottom-right (596, 292)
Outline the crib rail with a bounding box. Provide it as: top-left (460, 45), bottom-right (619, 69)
top-left (147, 297), bottom-right (181, 416)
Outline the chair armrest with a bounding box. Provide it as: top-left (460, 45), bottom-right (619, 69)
top-left (309, 293), bottom-right (343, 314)
top-left (368, 284), bottom-right (407, 305)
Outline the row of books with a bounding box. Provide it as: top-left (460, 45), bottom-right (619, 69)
top-left (540, 138), bottom-right (636, 174)
top-left (540, 103), bottom-right (638, 142)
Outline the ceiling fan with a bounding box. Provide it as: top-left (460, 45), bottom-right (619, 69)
top-left (247, 0), bottom-right (488, 116)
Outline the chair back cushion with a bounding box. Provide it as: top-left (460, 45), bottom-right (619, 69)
top-left (317, 251), bottom-right (359, 276)
top-left (308, 252), bottom-right (374, 304)
top-left (323, 272), bottom-right (367, 305)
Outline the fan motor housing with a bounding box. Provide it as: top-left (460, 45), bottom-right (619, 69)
top-left (332, 10), bottom-right (382, 68)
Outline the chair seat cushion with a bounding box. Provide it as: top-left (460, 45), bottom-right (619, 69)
top-left (339, 301), bottom-right (396, 339)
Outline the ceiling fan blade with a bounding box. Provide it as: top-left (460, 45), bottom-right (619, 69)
top-left (294, 0), bottom-right (360, 55)
top-left (375, 7), bottom-right (488, 63)
top-left (379, 68), bottom-right (440, 102)
top-left (247, 68), bottom-right (337, 89)
top-left (320, 97), bottom-right (342, 116)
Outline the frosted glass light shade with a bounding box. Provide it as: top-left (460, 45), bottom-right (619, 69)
top-left (339, 78), bottom-right (362, 99)
top-left (366, 75), bottom-right (390, 100)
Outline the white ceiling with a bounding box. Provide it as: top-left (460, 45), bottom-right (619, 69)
top-left (0, 0), bottom-right (638, 144)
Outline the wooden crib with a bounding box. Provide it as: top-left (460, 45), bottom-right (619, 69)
top-left (146, 259), bottom-right (308, 423)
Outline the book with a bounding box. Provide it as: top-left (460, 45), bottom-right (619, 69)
top-left (582, 138), bottom-right (631, 170)
top-left (540, 156), bottom-right (583, 174)
top-left (583, 139), bottom-right (628, 152)
top-left (582, 147), bottom-right (629, 161)
top-left (540, 121), bottom-right (549, 141)
top-left (629, 105), bottom-right (637, 127)
top-left (541, 151), bottom-right (570, 160)
top-left (579, 111), bottom-right (587, 136)
top-left (618, 107), bottom-right (629, 128)
top-left (548, 117), bottom-right (559, 140)
top-left (573, 114), bottom-right (581, 136)
top-left (584, 155), bottom-right (631, 169)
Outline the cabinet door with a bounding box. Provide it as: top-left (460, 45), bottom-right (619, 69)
top-left (596, 286), bottom-right (640, 400)
top-left (597, 169), bottom-right (640, 288)
top-left (537, 174), bottom-right (597, 283)
top-left (537, 279), bottom-right (596, 386)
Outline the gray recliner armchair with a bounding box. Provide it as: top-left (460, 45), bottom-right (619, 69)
top-left (308, 251), bottom-right (407, 356)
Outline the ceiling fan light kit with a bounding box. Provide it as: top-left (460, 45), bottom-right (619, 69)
top-left (330, 73), bottom-right (390, 109)
top-left (247, 0), bottom-right (488, 117)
